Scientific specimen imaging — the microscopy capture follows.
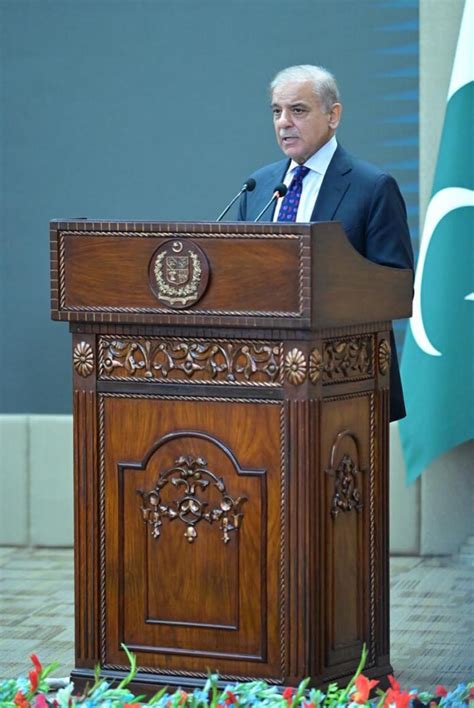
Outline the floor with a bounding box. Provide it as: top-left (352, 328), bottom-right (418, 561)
top-left (0, 548), bottom-right (472, 691)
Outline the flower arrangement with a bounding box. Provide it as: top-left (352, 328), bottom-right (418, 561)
top-left (0, 646), bottom-right (472, 707)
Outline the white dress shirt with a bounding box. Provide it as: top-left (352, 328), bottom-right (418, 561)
top-left (273, 135), bottom-right (338, 222)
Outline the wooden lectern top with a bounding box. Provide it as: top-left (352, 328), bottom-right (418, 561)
top-left (50, 220), bottom-right (412, 331)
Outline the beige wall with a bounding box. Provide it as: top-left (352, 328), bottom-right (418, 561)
top-left (0, 416), bottom-right (73, 546)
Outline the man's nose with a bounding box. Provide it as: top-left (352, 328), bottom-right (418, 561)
top-left (277, 109), bottom-right (293, 128)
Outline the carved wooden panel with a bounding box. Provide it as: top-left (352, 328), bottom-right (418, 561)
top-left (319, 394), bottom-right (374, 679)
top-left (322, 336), bottom-right (373, 383)
top-left (73, 390), bottom-right (99, 666)
top-left (309, 336), bottom-right (374, 385)
top-left (98, 337), bottom-right (282, 386)
top-left (58, 232), bottom-right (303, 318)
top-left (99, 394), bottom-right (285, 680)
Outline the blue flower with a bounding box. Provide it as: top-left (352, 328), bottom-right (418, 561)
top-left (90, 680), bottom-right (111, 699)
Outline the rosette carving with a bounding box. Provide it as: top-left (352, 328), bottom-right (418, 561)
top-left (284, 348), bottom-right (307, 385)
top-left (73, 341), bottom-right (94, 377)
top-left (378, 339), bottom-right (391, 375)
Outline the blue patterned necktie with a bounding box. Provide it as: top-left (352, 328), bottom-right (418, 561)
top-left (277, 165), bottom-right (310, 222)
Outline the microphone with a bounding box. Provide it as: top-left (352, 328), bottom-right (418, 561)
top-left (254, 183), bottom-right (288, 222)
top-left (216, 178), bottom-right (256, 221)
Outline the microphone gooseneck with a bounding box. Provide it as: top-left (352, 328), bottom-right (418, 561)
top-left (254, 183), bottom-right (288, 222)
top-left (216, 178), bottom-right (257, 222)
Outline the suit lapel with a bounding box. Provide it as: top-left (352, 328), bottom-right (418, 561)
top-left (311, 145), bottom-right (352, 221)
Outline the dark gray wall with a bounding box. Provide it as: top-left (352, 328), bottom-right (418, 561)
top-left (0, 0), bottom-right (418, 413)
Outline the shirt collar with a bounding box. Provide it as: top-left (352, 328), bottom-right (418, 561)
top-left (288, 135), bottom-right (338, 175)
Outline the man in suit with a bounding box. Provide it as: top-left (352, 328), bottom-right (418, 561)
top-left (238, 64), bottom-right (414, 421)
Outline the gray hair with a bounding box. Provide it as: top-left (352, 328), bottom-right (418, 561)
top-left (270, 65), bottom-right (341, 113)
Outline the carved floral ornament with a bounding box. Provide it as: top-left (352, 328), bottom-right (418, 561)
top-left (284, 337), bottom-right (373, 386)
top-left (101, 338), bottom-right (281, 384)
top-left (138, 455), bottom-right (247, 545)
top-left (327, 453), bottom-right (364, 520)
top-left (323, 337), bottom-right (372, 380)
top-left (378, 338), bottom-right (391, 375)
top-left (73, 341), bottom-right (94, 377)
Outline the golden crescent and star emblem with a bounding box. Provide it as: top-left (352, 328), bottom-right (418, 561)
top-left (149, 239), bottom-right (209, 309)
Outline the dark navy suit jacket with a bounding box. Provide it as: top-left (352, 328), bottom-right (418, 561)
top-left (238, 144), bottom-right (414, 421)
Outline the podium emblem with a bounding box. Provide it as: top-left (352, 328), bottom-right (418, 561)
top-left (149, 239), bottom-right (209, 309)
top-left (165, 255), bottom-right (189, 285)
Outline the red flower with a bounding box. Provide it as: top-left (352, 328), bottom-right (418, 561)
top-left (436, 685), bottom-right (448, 697)
top-left (469, 687), bottom-right (474, 699)
top-left (30, 655), bottom-right (42, 674)
top-left (178, 691), bottom-right (188, 705)
top-left (283, 686), bottom-right (296, 706)
top-left (353, 674), bottom-right (379, 704)
top-left (29, 670), bottom-right (39, 694)
top-left (225, 690), bottom-right (238, 705)
top-left (388, 675), bottom-right (401, 692)
top-left (34, 696), bottom-right (48, 708)
top-left (123, 704), bottom-right (142, 707)
top-left (394, 691), bottom-right (413, 708)
top-left (14, 692), bottom-right (29, 708)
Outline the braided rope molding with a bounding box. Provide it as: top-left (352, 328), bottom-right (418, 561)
top-left (59, 232), bottom-right (66, 310)
top-left (60, 304), bottom-right (302, 318)
top-left (368, 392), bottom-right (376, 666)
top-left (98, 335), bottom-right (284, 387)
top-left (97, 391), bottom-right (284, 676)
top-left (58, 229), bottom-right (301, 240)
top-left (98, 394), bottom-right (107, 665)
top-left (324, 374), bottom-right (373, 386)
top-left (325, 390), bottom-right (376, 669)
top-left (279, 405), bottom-right (287, 677)
top-left (298, 235), bottom-right (307, 310)
top-left (100, 664), bottom-right (283, 684)
top-left (99, 375), bottom-right (282, 388)
top-left (98, 392), bottom-right (283, 405)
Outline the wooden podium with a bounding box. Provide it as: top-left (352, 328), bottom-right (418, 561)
top-left (50, 219), bottom-right (412, 692)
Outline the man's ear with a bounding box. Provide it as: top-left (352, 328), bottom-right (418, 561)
top-left (328, 103), bottom-right (342, 130)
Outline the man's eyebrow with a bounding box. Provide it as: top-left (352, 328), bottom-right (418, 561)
top-left (271, 101), bottom-right (310, 109)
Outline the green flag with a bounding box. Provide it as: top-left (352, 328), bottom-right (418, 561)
top-left (400, 0), bottom-right (474, 483)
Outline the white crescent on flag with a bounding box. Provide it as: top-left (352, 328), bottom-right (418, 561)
top-left (410, 187), bottom-right (474, 356)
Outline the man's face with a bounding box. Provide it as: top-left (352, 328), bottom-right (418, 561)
top-left (271, 80), bottom-right (341, 164)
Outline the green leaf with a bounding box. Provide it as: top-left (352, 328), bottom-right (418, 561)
top-left (146, 685), bottom-right (168, 705)
top-left (336, 643), bottom-right (368, 704)
top-left (116, 644), bottom-right (138, 691)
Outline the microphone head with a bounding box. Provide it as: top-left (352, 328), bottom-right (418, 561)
top-left (274, 182), bottom-right (288, 198)
top-left (244, 178), bottom-right (256, 192)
